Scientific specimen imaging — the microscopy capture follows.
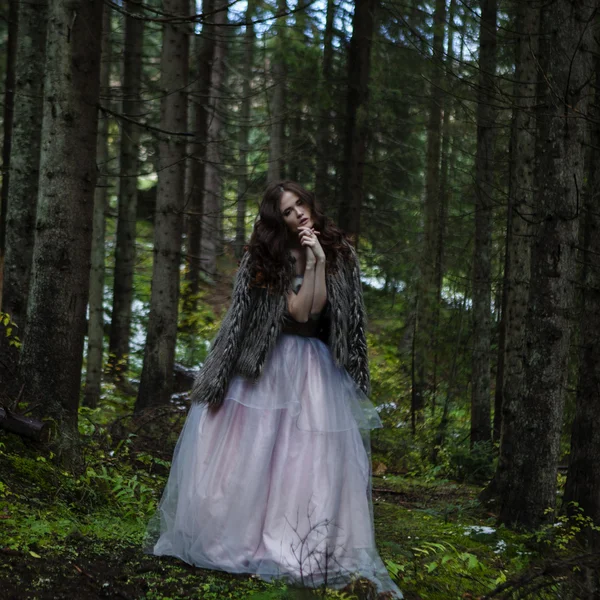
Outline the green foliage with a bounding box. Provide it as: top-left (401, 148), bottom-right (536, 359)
top-left (83, 465), bottom-right (156, 519)
top-left (0, 310), bottom-right (21, 348)
top-left (385, 540), bottom-right (506, 595)
top-left (535, 503), bottom-right (600, 553)
top-left (446, 439), bottom-right (496, 484)
top-left (246, 584), bottom-right (359, 599)
top-left (374, 493), bottom-right (533, 599)
top-left (177, 283), bottom-right (221, 366)
top-left (371, 406), bottom-right (494, 484)
top-left (0, 428), bottom-right (160, 555)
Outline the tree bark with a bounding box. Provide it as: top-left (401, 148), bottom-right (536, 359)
top-left (314, 0), bottom-right (335, 213)
top-left (0, 0), bottom-right (17, 304)
top-left (493, 123), bottom-right (512, 444)
top-left (200, 0), bottom-right (228, 280)
top-left (413, 0), bottom-right (446, 419)
top-left (1, 0), bottom-right (44, 331)
top-left (482, 0), bottom-right (540, 503)
top-left (107, 0), bottom-right (145, 380)
top-left (432, 0), bottom-right (457, 419)
top-left (498, 0), bottom-right (594, 528)
top-left (471, 0), bottom-right (497, 446)
top-left (234, 0), bottom-right (255, 260)
top-left (438, 0), bottom-right (456, 299)
top-left (338, 0), bottom-right (377, 241)
top-left (563, 44), bottom-right (600, 592)
top-left (135, 0), bottom-right (189, 412)
top-left (18, 0), bottom-right (103, 466)
top-left (184, 0), bottom-right (214, 307)
top-left (285, 7), bottom-right (309, 186)
top-left (496, 0), bottom-right (539, 441)
top-left (84, 4), bottom-right (112, 409)
top-left (268, 0), bottom-right (287, 182)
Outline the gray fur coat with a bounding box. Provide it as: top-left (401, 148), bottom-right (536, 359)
top-left (190, 242), bottom-right (370, 407)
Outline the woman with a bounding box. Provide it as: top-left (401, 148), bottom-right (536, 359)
top-left (144, 181), bottom-right (402, 598)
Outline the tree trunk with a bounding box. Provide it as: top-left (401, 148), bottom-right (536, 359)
top-left (493, 2), bottom-right (540, 446)
top-left (135, 0), bottom-right (189, 412)
top-left (268, 0), bottom-right (287, 182)
top-left (413, 0), bottom-right (446, 419)
top-left (433, 292), bottom-right (466, 460)
top-left (287, 107), bottom-right (302, 182)
top-left (183, 0), bottom-right (195, 217)
top-left (184, 0), bottom-right (214, 307)
top-left (481, 0), bottom-right (540, 504)
top-left (200, 0), bottom-right (228, 280)
top-left (471, 0), bottom-right (497, 446)
top-left (498, 0), bottom-right (594, 528)
top-left (432, 0), bottom-right (456, 419)
top-left (1, 0), bottom-right (44, 331)
top-left (18, 0), bottom-right (103, 466)
top-left (314, 0), bottom-right (335, 213)
top-left (338, 0), bottom-right (377, 241)
top-left (235, 0), bottom-right (255, 260)
top-left (107, 0), bottom-right (145, 380)
top-left (286, 7), bottom-right (309, 186)
top-left (83, 4), bottom-right (112, 409)
top-left (0, 0), bottom-right (17, 304)
top-left (493, 122), bottom-right (512, 444)
top-left (563, 45), bottom-right (600, 594)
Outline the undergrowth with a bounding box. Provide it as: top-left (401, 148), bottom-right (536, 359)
top-left (1, 397), bottom-right (597, 600)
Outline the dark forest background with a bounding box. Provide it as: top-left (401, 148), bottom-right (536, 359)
top-left (1, 0), bottom-right (600, 598)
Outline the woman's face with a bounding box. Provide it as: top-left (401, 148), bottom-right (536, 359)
top-left (279, 191), bottom-right (312, 234)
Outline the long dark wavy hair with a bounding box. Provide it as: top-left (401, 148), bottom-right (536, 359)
top-left (246, 180), bottom-right (353, 292)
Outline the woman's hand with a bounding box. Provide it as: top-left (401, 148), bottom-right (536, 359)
top-left (298, 226), bottom-right (325, 264)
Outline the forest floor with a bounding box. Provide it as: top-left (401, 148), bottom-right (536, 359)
top-left (0, 370), bottom-right (585, 600)
top-left (1, 412), bottom-right (587, 600)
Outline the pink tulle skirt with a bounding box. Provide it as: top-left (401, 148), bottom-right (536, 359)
top-left (145, 334), bottom-right (402, 598)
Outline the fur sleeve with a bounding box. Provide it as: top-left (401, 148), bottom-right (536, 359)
top-left (346, 245), bottom-right (371, 397)
top-left (190, 251), bottom-right (254, 406)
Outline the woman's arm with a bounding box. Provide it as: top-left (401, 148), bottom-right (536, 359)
top-left (287, 248), bottom-right (316, 323)
top-left (299, 226), bottom-right (327, 317)
top-left (310, 256), bottom-right (327, 316)
top-left (287, 227), bottom-right (328, 322)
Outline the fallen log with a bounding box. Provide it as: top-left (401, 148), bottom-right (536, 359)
top-left (0, 406), bottom-right (50, 443)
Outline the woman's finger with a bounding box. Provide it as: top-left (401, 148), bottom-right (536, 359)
top-left (298, 226), bottom-right (319, 236)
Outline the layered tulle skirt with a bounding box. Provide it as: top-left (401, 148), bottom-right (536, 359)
top-left (144, 334), bottom-right (402, 598)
